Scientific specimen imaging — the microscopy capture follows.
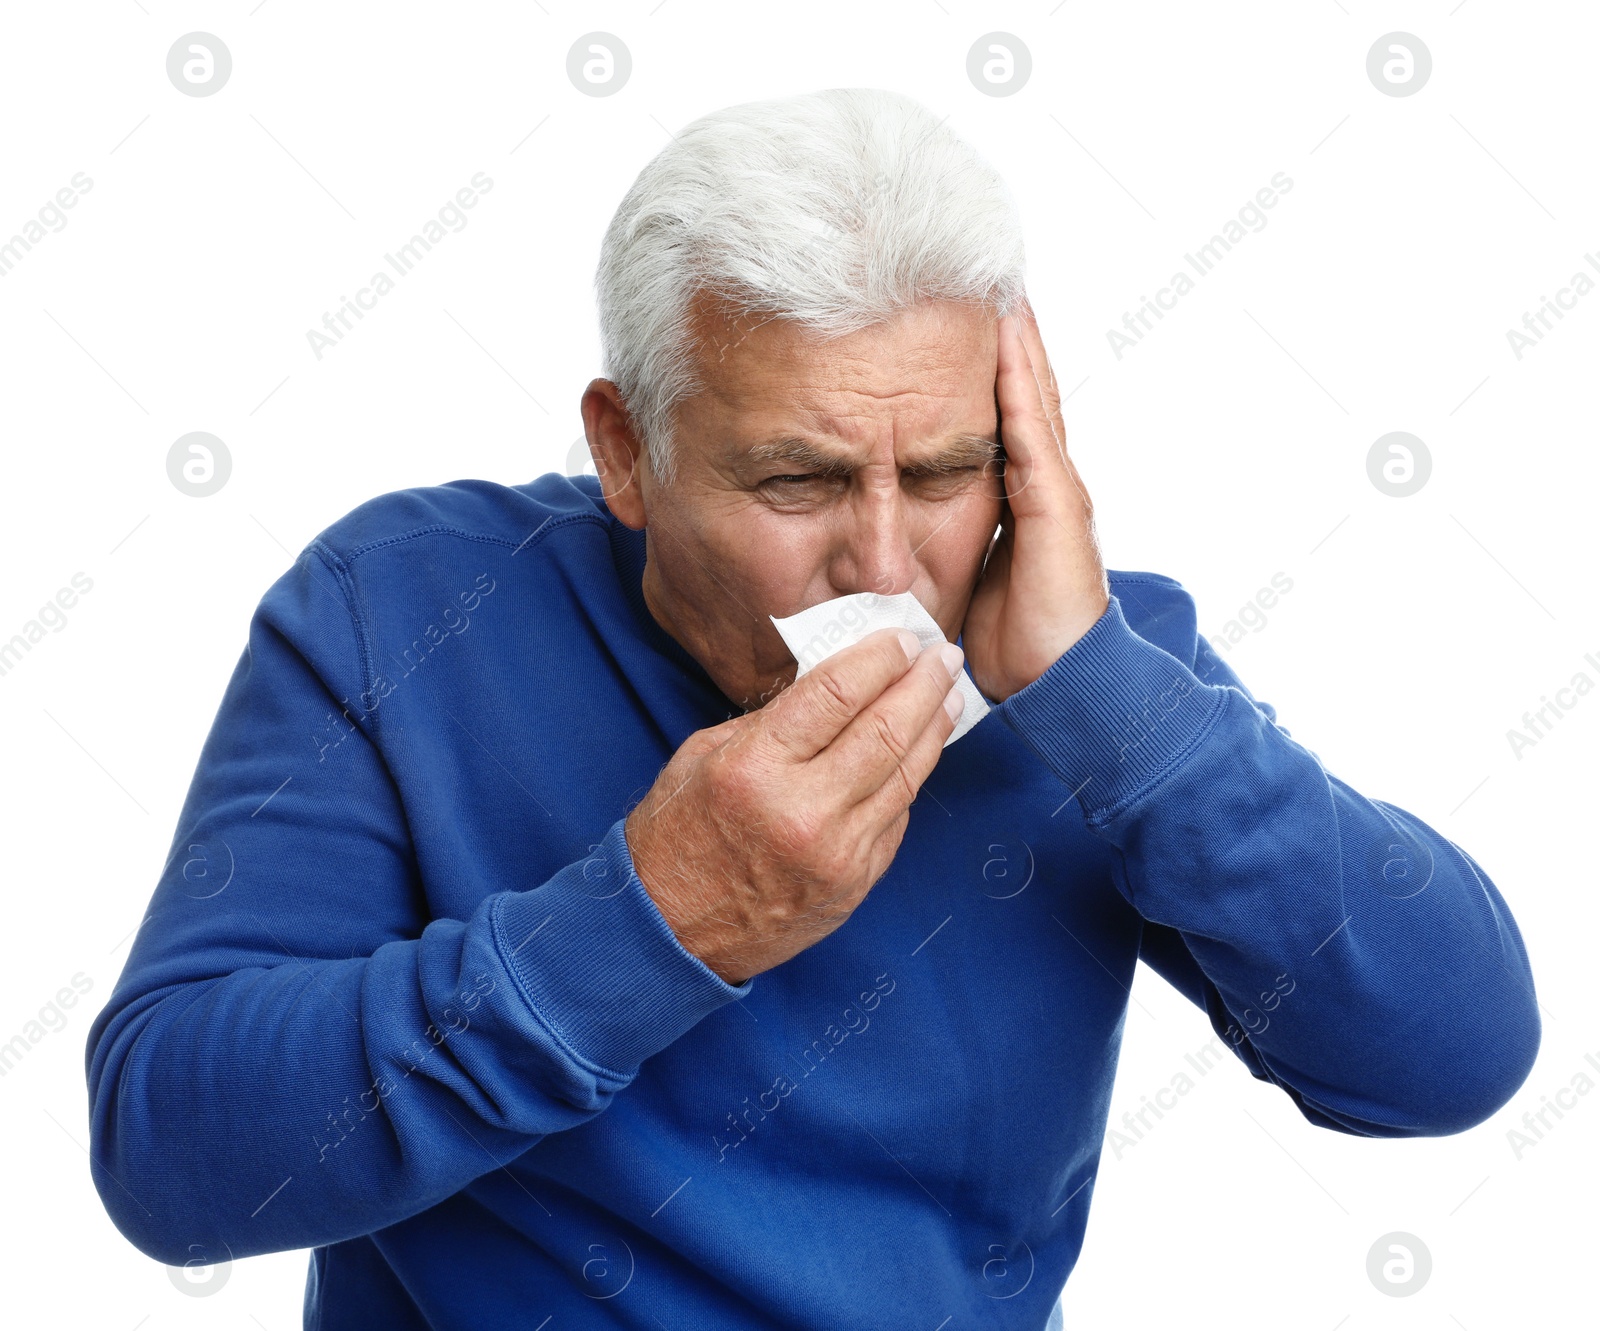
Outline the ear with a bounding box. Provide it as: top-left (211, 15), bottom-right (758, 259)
top-left (580, 378), bottom-right (651, 529)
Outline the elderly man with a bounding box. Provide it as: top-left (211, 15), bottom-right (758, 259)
top-left (86, 88), bottom-right (1538, 1329)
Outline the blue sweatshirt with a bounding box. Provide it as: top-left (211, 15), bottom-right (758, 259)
top-left (85, 472), bottom-right (1540, 1329)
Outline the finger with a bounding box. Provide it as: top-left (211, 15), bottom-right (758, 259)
top-left (1011, 304), bottom-right (1090, 512)
top-left (853, 664), bottom-right (962, 842)
top-left (754, 626), bottom-right (923, 765)
top-left (813, 639), bottom-right (962, 809)
top-left (1006, 312), bottom-right (1065, 464)
top-left (1016, 296), bottom-right (1060, 407)
top-left (1019, 306), bottom-right (1069, 465)
top-left (996, 314), bottom-right (1069, 515)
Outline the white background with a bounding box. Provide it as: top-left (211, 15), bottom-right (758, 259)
top-left (0, 2), bottom-right (1594, 1327)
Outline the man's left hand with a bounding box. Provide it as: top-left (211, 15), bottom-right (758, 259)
top-left (961, 301), bottom-right (1110, 704)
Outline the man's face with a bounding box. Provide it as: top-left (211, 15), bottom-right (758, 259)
top-left (585, 296), bottom-right (1006, 712)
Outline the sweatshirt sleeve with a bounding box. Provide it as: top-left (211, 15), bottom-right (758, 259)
top-left (992, 587), bottom-right (1541, 1138)
top-left (84, 543), bottom-right (750, 1266)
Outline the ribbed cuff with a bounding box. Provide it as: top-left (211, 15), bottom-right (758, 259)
top-left (993, 595), bottom-right (1226, 823)
top-left (491, 817), bottom-right (752, 1079)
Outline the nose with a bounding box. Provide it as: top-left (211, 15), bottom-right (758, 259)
top-left (830, 482), bottom-right (920, 597)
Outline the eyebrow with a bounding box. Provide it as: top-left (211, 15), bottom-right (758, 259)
top-left (742, 433), bottom-right (1000, 477)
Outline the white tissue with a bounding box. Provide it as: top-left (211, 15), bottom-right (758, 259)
top-left (768, 592), bottom-right (990, 746)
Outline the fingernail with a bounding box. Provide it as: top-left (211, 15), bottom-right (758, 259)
top-left (897, 629), bottom-right (921, 662)
top-left (938, 641), bottom-right (964, 678)
top-left (943, 688), bottom-right (964, 722)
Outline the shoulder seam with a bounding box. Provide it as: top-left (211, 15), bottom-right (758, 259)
top-left (307, 539), bottom-right (384, 742)
top-left (309, 512), bottom-right (611, 740)
top-left (340, 513), bottom-right (606, 563)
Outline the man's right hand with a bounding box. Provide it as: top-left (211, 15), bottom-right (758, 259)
top-left (624, 627), bottom-right (967, 985)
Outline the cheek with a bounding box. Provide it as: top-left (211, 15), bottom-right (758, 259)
top-left (914, 494), bottom-right (1003, 623)
top-left (668, 506), bottom-right (826, 634)
top-left (726, 512), bottom-right (831, 592)
top-left (920, 490), bottom-right (1002, 566)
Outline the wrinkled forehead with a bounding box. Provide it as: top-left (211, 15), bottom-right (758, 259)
top-left (681, 291), bottom-right (1001, 433)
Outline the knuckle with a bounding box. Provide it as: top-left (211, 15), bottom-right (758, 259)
top-left (867, 706), bottom-right (912, 763)
top-left (884, 805), bottom-right (912, 847)
top-left (867, 811), bottom-right (910, 883)
top-left (773, 807), bottom-right (851, 883)
top-left (813, 842), bottom-right (856, 889)
top-left (703, 742), bottom-right (755, 807)
top-left (810, 889), bottom-right (857, 927)
top-left (770, 803), bottom-right (823, 862)
top-left (808, 662), bottom-right (858, 721)
top-left (886, 752), bottom-right (922, 810)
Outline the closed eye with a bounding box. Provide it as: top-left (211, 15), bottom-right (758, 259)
top-left (760, 465), bottom-right (988, 491)
top-left (910, 464), bottom-right (982, 478)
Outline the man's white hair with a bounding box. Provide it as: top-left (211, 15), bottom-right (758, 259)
top-left (594, 87), bottom-right (1028, 486)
